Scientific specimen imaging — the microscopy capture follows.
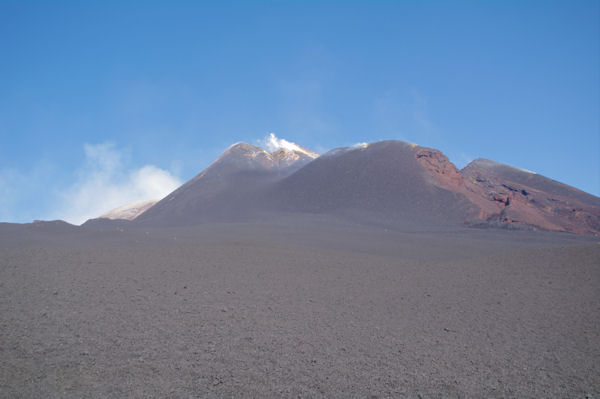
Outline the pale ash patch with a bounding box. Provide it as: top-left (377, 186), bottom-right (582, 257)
top-left (99, 199), bottom-right (158, 220)
top-left (322, 142), bottom-right (369, 157)
top-left (213, 143), bottom-right (270, 165)
top-left (476, 158), bottom-right (537, 175)
top-left (514, 166), bottom-right (536, 174)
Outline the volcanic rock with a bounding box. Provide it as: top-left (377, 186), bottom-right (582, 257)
top-left (462, 159), bottom-right (600, 234)
top-left (133, 139), bottom-right (600, 234)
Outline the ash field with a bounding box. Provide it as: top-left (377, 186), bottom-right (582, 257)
top-left (1, 140), bottom-right (600, 398)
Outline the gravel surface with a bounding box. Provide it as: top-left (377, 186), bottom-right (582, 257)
top-left (1, 222), bottom-right (599, 398)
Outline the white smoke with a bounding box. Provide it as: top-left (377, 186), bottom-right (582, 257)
top-left (261, 133), bottom-right (305, 153)
top-left (53, 143), bottom-right (181, 225)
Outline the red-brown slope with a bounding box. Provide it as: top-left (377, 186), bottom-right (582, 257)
top-left (461, 159), bottom-right (600, 234)
top-left (415, 151), bottom-right (600, 234)
top-left (413, 148), bottom-right (502, 221)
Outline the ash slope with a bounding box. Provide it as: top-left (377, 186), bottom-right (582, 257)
top-left (135, 143), bottom-right (317, 226)
top-left (269, 141), bottom-right (478, 225)
top-left (1, 220), bottom-right (599, 398)
top-left (134, 140), bottom-right (600, 234)
top-left (135, 141), bottom-right (480, 228)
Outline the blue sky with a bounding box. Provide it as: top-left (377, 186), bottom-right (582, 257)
top-left (1, 1), bottom-right (599, 224)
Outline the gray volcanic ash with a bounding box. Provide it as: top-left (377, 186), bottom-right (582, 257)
top-left (127, 139), bottom-right (600, 234)
top-left (135, 141), bottom-right (319, 226)
top-left (2, 140), bottom-right (599, 398)
top-left (269, 141), bottom-right (477, 226)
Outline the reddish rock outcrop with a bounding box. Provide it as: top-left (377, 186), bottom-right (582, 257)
top-left (414, 149), bottom-right (502, 221)
top-left (462, 159), bottom-right (600, 234)
top-left (415, 151), bottom-right (600, 234)
top-left (415, 149), bottom-right (464, 187)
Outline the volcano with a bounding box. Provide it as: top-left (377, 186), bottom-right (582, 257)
top-left (131, 139), bottom-right (600, 234)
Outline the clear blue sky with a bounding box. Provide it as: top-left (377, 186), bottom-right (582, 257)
top-left (1, 1), bottom-right (599, 224)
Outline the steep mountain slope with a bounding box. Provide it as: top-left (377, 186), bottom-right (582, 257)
top-left (135, 142), bottom-right (318, 226)
top-left (463, 159), bottom-right (599, 206)
top-left (462, 159), bottom-right (600, 234)
top-left (268, 141), bottom-right (479, 225)
top-left (131, 139), bottom-right (599, 234)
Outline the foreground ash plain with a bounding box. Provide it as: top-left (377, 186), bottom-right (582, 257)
top-left (1, 140), bottom-right (599, 398)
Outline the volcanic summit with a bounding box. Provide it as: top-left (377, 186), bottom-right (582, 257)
top-left (130, 138), bottom-right (600, 234)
